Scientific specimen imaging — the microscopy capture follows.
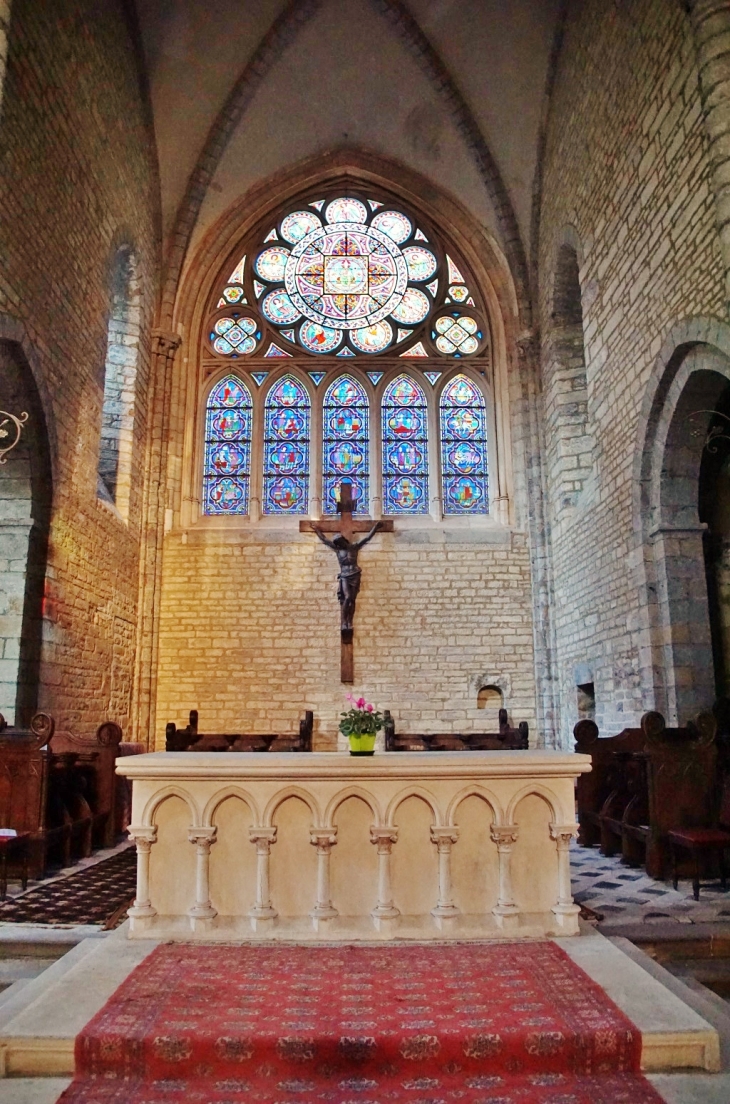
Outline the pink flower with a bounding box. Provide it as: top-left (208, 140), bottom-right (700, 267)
top-left (366, 704), bottom-right (374, 712)
top-left (346, 693), bottom-right (355, 704)
top-left (356, 697), bottom-right (366, 709)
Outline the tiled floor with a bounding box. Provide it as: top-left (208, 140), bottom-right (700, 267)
top-left (0, 842), bottom-right (135, 928)
top-left (571, 840), bottom-right (730, 925)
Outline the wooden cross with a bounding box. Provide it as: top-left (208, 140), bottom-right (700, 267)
top-left (300, 482), bottom-right (393, 683)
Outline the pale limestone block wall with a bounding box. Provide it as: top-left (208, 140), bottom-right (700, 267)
top-left (155, 527), bottom-right (536, 749)
top-left (539, 0), bottom-right (727, 743)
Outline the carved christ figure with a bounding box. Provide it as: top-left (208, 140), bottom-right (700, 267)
top-left (312, 524), bottom-right (381, 634)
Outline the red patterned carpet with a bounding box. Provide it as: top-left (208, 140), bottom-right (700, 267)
top-left (60, 941), bottom-right (664, 1104)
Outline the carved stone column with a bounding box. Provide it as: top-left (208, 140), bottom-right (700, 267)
top-left (0, 2), bottom-right (12, 118)
top-left (370, 826), bottom-right (400, 930)
top-left (249, 826), bottom-right (278, 931)
top-left (516, 331), bottom-right (559, 747)
top-left (550, 823), bottom-right (581, 933)
top-left (127, 825), bottom-right (158, 931)
top-left (490, 825), bottom-right (520, 930)
top-left (689, 0), bottom-right (730, 301)
top-left (430, 827), bottom-right (460, 927)
top-left (187, 826), bottom-right (217, 929)
top-left (132, 329), bottom-right (182, 747)
top-left (310, 828), bottom-right (338, 928)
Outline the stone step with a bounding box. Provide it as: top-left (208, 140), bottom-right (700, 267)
top-left (0, 925), bottom-right (157, 1077)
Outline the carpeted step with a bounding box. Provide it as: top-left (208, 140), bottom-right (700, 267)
top-left (60, 1069), bottom-right (662, 1102)
top-left (60, 942), bottom-right (665, 1103)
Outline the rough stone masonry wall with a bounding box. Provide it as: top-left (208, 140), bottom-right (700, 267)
top-left (0, 0), bottom-right (158, 733)
top-left (539, 0), bottom-right (726, 744)
top-left (155, 530), bottom-right (537, 750)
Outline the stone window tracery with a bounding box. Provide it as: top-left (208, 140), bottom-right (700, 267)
top-left (199, 189), bottom-right (494, 520)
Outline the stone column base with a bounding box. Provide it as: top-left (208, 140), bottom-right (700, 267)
top-left (552, 903), bottom-right (581, 933)
top-left (492, 905), bottom-right (520, 930)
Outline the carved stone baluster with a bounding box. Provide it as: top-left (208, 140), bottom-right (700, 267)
top-left (248, 826), bottom-right (278, 931)
top-left (490, 825), bottom-right (520, 930)
top-left (430, 827), bottom-right (460, 927)
top-left (550, 823), bottom-right (581, 933)
top-left (370, 826), bottom-right (400, 930)
top-left (127, 825), bottom-right (158, 932)
top-left (310, 828), bottom-right (338, 928)
top-left (187, 826), bottom-right (217, 929)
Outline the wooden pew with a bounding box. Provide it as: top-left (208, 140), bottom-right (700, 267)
top-left (0, 712), bottom-right (129, 878)
top-left (574, 718), bottom-right (648, 848)
top-left (575, 711), bottom-right (719, 879)
top-left (165, 710), bottom-right (314, 752)
top-left (384, 708), bottom-right (529, 751)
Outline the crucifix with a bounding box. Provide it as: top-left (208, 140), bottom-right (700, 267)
top-left (299, 481), bottom-right (393, 683)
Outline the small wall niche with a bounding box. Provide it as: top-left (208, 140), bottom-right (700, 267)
top-left (576, 682), bottom-right (595, 722)
top-left (477, 685), bottom-right (504, 710)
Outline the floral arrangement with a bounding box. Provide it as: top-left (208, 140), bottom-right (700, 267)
top-left (338, 694), bottom-right (385, 738)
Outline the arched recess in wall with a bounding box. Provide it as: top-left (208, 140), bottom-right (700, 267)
top-left (169, 151), bottom-right (520, 531)
top-left (542, 229), bottom-right (594, 511)
top-left (97, 244), bottom-right (141, 521)
top-left (0, 340), bottom-right (52, 725)
top-left (637, 321), bottom-right (730, 725)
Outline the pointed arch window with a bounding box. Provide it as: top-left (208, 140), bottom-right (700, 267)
top-left (440, 374), bottom-right (489, 514)
top-left (203, 375), bottom-right (253, 515)
top-left (263, 374), bottom-right (310, 514)
top-left (322, 375), bottom-right (369, 513)
top-left (381, 374), bottom-right (429, 514)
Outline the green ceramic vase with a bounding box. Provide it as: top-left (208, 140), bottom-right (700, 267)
top-left (347, 733), bottom-right (377, 756)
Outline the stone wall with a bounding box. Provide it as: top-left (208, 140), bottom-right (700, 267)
top-left (538, 0), bottom-right (726, 743)
top-left (0, 0), bottom-right (159, 732)
top-left (155, 529), bottom-right (537, 749)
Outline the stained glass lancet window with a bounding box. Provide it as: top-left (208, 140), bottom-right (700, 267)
top-left (381, 374), bottom-right (429, 514)
top-left (263, 374), bottom-right (310, 514)
top-left (322, 375), bottom-right (369, 514)
top-left (439, 374), bottom-right (489, 514)
top-left (203, 375), bottom-right (252, 515)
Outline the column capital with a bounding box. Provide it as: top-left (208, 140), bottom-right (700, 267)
top-left (128, 825), bottom-right (158, 847)
top-left (550, 823), bottom-right (579, 847)
top-left (188, 826), bottom-right (217, 847)
top-left (430, 826), bottom-right (460, 848)
top-left (370, 825), bottom-right (398, 847)
top-left (310, 828), bottom-right (337, 849)
top-left (249, 825), bottom-right (277, 844)
top-left (490, 824), bottom-right (519, 847)
top-left (151, 329), bottom-right (182, 357)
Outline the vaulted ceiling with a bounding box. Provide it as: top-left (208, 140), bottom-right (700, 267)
top-left (134, 0), bottom-right (561, 299)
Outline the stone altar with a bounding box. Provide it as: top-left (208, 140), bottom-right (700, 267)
top-left (118, 750), bottom-right (591, 941)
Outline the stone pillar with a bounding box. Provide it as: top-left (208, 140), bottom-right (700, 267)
top-left (0, 2), bottom-right (12, 117)
top-left (690, 0), bottom-right (730, 302)
top-left (370, 826), bottom-right (400, 930)
top-left (550, 823), bottom-right (581, 933)
top-left (309, 828), bottom-right (338, 928)
top-left (187, 826), bottom-right (217, 929)
top-left (132, 330), bottom-right (181, 747)
top-left (430, 827), bottom-right (460, 927)
top-left (0, 518), bottom-right (33, 723)
top-left (127, 825), bottom-right (158, 931)
top-left (249, 826), bottom-right (278, 931)
top-left (490, 825), bottom-right (520, 930)
top-left (516, 332), bottom-right (560, 747)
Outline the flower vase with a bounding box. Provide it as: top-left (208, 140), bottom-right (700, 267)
top-left (347, 733), bottom-right (377, 756)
